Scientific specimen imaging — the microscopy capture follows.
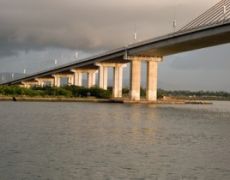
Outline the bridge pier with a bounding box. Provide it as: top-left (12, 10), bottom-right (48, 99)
top-left (128, 56), bottom-right (162, 101)
top-left (52, 74), bottom-right (74, 87)
top-left (35, 78), bottom-right (54, 87)
top-left (72, 68), bottom-right (97, 88)
top-left (35, 78), bottom-right (44, 87)
top-left (97, 65), bottom-right (108, 90)
top-left (130, 58), bottom-right (141, 101)
top-left (68, 75), bottom-right (74, 85)
top-left (87, 70), bottom-right (97, 88)
top-left (52, 74), bottom-right (61, 87)
top-left (71, 70), bottom-right (82, 86)
top-left (21, 80), bottom-right (38, 88)
top-left (113, 64), bottom-right (126, 98)
top-left (21, 81), bottom-right (30, 88)
top-left (96, 62), bottom-right (127, 98)
top-left (146, 59), bottom-right (161, 101)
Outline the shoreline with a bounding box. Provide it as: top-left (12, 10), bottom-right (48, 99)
top-left (0, 96), bottom-right (213, 105)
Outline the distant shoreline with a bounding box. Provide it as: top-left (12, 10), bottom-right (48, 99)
top-left (0, 86), bottom-right (229, 104)
top-left (0, 96), bottom-right (213, 105)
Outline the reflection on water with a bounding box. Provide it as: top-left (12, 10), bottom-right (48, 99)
top-left (0, 101), bottom-right (230, 179)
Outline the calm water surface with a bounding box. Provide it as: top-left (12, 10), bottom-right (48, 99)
top-left (0, 101), bottom-right (230, 180)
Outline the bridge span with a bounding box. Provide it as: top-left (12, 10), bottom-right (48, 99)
top-left (2, 0), bottom-right (230, 101)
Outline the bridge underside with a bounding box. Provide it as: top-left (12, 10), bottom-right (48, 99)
top-left (129, 25), bottom-right (230, 57)
top-left (2, 3), bottom-right (230, 102)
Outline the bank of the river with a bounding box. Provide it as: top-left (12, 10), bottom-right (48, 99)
top-left (0, 95), bottom-right (212, 104)
top-left (0, 96), bottom-right (122, 103)
top-left (1, 86), bottom-right (229, 104)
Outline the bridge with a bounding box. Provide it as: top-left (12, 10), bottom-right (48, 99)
top-left (2, 0), bottom-right (230, 101)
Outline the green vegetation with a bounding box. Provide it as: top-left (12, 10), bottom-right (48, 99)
top-left (122, 87), bottom-right (146, 97)
top-left (157, 89), bottom-right (230, 100)
top-left (122, 88), bottom-right (230, 100)
top-left (0, 85), bottom-right (112, 99)
top-left (0, 85), bottom-right (230, 100)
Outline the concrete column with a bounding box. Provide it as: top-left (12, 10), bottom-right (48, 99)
top-left (40, 81), bottom-right (44, 87)
top-left (36, 78), bottom-right (55, 87)
top-left (19, 84), bottom-right (25, 88)
top-left (35, 78), bottom-right (45, 87)
top-left (92, 72), bottom-right (96, 87)
top-left (36, 79), bottom-right (43, 87)
top-left (113, 65), bottom-right (124, 98)
top-left (24, 83), bottom-right (30, 88)
top-left (98, 66), bottom-right (108, 90)
top-left (50, 79), bottom-right (55, 87)
top-left (87, 71), bottom-right (96, 88)
top-left (146, 61), bottom-right (158, 101)
top-left (68, 75), bottom-right (74, 85)
top-left (53, 75), bottom-right (60, 87)
top-left (21, 82), bottom-right (29, 88)
top-left (73, 71), bottom-right (82, 86)
top-left (21, 81), bottom-right (38, 88)
top-left (130, 59), bottom-right (141, 101)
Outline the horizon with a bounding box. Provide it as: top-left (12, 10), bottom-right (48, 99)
top-left (0, 0), bottom-right (230, 91)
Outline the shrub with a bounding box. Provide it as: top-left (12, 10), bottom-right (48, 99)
top-left (140, 87), bottom-right (146, 97)
top-left (55, 88), bottom-right (72, 97)
top-left (122, 88), bottom-right (129, 95)
top-left (89, 87), bottom-right (112, 98)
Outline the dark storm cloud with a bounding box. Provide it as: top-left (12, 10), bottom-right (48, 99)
top-left (0, 0), bottom-right (217, 57)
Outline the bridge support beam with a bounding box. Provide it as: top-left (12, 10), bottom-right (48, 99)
top-left (113, 64), bottom-right (126, 98)
top-left (35, 78), bottom-right (54, 87)
top-left (68, 75), bottom-right (74, 85)
top-left (21, 82), bottom-right (30, 88)
top-left (71, 70), bottom-right (82, 86)
top-left (96, 62), bottom-right (127, 98)
top-left (21, 81), bottom-right (38, 88)
top-left (52, 75), bottom-right (61, 87)
top-left (35, 79), bottom-right (44, 87)
top-left (146, 60), bottom-right (159, 101)
top-left (72, 69), bottom-right (97, 88)
top-left (52, 74), bottom-right (74, 87)
top-left (130, 59), bottom-right (141, 101)
top-left (87, 70), bottom-right (97, 88)
top-left (97, 65), bottom-right (108, 90)
top-left (128, 56), bottom-right (162, 101)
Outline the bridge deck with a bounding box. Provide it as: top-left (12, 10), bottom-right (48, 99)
top-left (2, 0), bottom-right (230, 85)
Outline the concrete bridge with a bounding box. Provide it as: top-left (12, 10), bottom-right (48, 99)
top-left (2, 0), bottom-right (230, 101)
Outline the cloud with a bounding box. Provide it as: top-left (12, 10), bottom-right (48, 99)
top-left (0, 0), bottom-right (218, 57)
top-left (168, 44), bottom-right (230, 70)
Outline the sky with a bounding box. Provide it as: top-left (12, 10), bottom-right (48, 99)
top-left (0, 0), bottom-right (229, 91)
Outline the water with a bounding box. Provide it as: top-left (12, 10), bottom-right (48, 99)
top-left (0, 101), bottom-right (230, 180)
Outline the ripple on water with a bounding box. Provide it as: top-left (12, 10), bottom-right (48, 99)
top-left (0, 101), bottom-right (230, 179)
